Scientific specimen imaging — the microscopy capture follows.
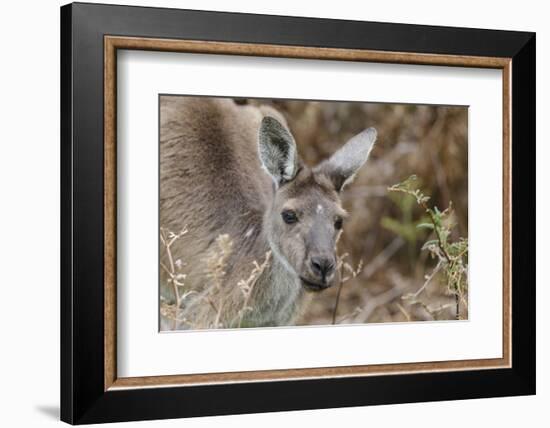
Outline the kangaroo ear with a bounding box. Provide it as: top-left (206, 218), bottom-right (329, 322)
top-left (258, 116), bottom-right (299, 186)
top-left (315, 127), bottom-right (377, 191)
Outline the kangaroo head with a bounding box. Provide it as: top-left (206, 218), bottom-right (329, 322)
top-left (258, 116), bottom-right (377, 292)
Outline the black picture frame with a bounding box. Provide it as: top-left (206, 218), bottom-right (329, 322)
top-left (61, 2), bottom-right (535, 424)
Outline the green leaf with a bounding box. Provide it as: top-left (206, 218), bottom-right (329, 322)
top-left (417, 223), bottom-right (434, 230)
top-left (421, 239), bottom-right (439, 250)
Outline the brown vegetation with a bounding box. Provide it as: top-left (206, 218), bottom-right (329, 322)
top-left (160, 99), bottom-right (468, 329)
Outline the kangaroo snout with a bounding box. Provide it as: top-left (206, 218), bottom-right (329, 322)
top-left (309, 255), bottom-right (336, 283)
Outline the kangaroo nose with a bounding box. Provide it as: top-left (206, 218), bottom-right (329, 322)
top-left (310, 256), bottom-right (335, 281)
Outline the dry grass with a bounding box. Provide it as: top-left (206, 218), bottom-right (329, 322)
top-left (234, 251), bottom-right (272, 328)
top-left (159, 226), bottom-right (192, 329)
top-left (160, 231), bottom-right (272, 330)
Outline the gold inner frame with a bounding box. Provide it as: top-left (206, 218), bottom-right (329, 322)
top-left (104, 35), bottom-right (512, 391)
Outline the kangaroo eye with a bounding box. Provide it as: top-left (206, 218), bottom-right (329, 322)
top-left (281, 210), bottom-right (298, 224)
top-left (334, 217), bottom-right (343, 230)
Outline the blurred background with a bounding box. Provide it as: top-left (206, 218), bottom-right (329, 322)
top-left (247, 98), bottom-right (469, 325)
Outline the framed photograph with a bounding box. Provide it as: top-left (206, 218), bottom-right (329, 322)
top-left (60, 2), bottom-right (535, 424)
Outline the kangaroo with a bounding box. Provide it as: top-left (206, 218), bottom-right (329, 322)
top-left (160, 96), bottom-right (377, 329)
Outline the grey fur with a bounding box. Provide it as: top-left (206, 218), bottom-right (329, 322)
top-left (258, 116), bottom-right (298, 185)
top-left (315, 127), bottom-right (377, 191)
top-left (160, 96), bottom-right (376, 329)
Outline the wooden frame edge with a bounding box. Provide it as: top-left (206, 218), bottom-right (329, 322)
top-left (104, 36), bottom-right (117, 390)
top-left (103, 35), bottom-right (512, 391)
top-left (110, 357), bottom-right (508, 390)
top-left (106, 35), bottom-right (511, 68)
top-left (502, 61), bottom-right (513, 369)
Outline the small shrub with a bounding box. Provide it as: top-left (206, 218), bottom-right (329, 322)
top-left (388, 175), bottom-right (468, 319)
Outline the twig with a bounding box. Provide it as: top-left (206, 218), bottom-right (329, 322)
top-left (331, 255), bottom-right (363, 324)
top-left (396, 303), bottom-right (411, 322)
top-left (405, 259), bottom-right (443, 300)
top-left (362, 237), bottom-right (405, 280)
top-left (332, 237), bottom-right (404, 324)
top-left (356, 285), bottom-right (404, 323)
top-left (159, 226), bottom-right (188, 329)
top-left (331, 258), bottom-right (346, 324)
